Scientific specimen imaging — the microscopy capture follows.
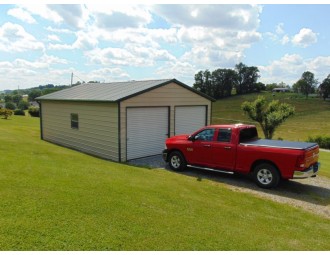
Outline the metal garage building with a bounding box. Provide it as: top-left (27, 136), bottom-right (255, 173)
top-left (36, 79), bottom-right (214, 162)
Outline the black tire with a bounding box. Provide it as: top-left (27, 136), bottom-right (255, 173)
top-left (253, 163), bottom-right (280, 189)
top-left (168, 151), bottom-right (186, 172)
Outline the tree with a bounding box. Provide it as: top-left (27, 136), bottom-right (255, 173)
top-left (5, 102), bottom-right (16, 110)
top-left (4, 95), bottom-right (12, 103)
top-left (235, 62), bottom-right (260, 95)
top-left (12, 94), bottom-right (22, 105)
top-left (211, 68), bottom-right (237, 99)
top-left (18, 100), bottom-right (30, 110)
top-left (193, 70), bottom-right (212, 96)
top-left (241, 96), bottom-right (295, 139)
top-left (28, 89), bottom-right (42, 102)
top-left (319, 74), bottom-right (330, 100)
top-left (295, 71), bottom-right (318, 98)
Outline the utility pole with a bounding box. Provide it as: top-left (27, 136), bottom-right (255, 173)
top-left (71, 72), bottom-right (73, 86)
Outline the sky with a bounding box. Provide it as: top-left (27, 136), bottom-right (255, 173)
top-left (0, 3), bottom-right (330, 91)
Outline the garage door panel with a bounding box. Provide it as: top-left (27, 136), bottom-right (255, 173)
top-left (175, 106), bottom-right (206, 135)
top-left (127, 107), bottom-right (168, 160)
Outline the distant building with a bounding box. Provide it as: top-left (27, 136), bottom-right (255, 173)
top-left (22, 95), bottom-right (29, 102)
top-left (272, 88), bottom-right (291, 93)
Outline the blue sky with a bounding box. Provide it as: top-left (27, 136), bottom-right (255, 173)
top-left (0, 4), bottom-right (329, 90)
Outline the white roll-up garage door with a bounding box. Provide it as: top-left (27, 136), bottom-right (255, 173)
top-left (175, 106), bottom-right (207, 135)
top-left (127, 107), bottom-right (169, 160)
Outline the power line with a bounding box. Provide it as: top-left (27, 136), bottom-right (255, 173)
top-left (70, 72), bottom-right (85, 86)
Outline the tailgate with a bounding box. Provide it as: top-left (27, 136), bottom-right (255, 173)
top-left (304, 145), bottom-right (319, 168)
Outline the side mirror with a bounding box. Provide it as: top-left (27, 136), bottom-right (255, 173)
top-left (188, 135), bottom-right (198, 141)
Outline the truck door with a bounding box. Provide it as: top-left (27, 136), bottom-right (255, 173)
top-left (188, 128), bottom-right (216, 166)
top-left (211, 128), bottom-right (236, 170)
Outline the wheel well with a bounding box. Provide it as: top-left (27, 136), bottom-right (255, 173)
top-left (167, 149), bottom-right (184, 159)
top-left (250, 160), bottom-right (281, 177)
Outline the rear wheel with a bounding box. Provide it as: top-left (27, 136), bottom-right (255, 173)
top-left (253, 163), bottom-right (280, 189)
top-left (168, 151), bottom-right (186, 172)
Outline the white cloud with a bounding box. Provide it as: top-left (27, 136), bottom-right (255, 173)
top-left (89, 68), bottom-right (130, 82)
top-left (48, 43), bottom-right (74, 50)
top-left (152, 5), bottom-right (261, 30)
top-left (0, 54), bottom-right (72, 89)
top-left (281, 35), bottom-right (290, 45)
top-left (258, 54), bottom-right (305, 84)
top-left (47, 5), bottom-right (89, 29)
top-left (12, 54), bottom-right (68, 70)
top-left (73, 30), bottom-right (99, 49)
top-left (17, 5), bottom-right (63, 24)
top-left (39, 54), bottom-right (69, 65)
top-left (0, 22), bottom-right (44, 52)
top-left (7, 7), bottom-right (36, 24)
top-left (46, 26), bottom-right (73, 34)
top-left (47, 34), bottom-right (61, 42)
top-left (156, 61), bottom-right (196, 85)
top-left (88, 5), bottom-right (152, 29)
top-left (275, 23), bottom-right (284, 35)
top-left (292, 28), bottom-right (318, 48)
top-left (259, 54), bottom-right (330, 85)
top-left (0, 61), bottom-right (14, 69)
top-left (181, 45), bottom-right (244, 69)
top-left (85, 45), bottom-right (176, 67)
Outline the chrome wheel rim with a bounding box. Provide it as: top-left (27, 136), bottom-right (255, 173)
top-left (171, 155), bottom-right (181, 169)
top-left (257, 169), bottom-right (273, 185)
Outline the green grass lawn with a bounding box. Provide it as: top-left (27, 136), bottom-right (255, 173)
top-left (0, 115), bottom-right (329, 250)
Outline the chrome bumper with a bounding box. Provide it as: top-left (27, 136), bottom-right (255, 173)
top-left (293, 163), bottom-right (320, 179)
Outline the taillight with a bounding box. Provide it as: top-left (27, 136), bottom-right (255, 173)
top-left (296, 154), bottom-right (305, 168)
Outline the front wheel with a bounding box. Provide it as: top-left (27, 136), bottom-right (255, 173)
top-left (168, 151), bottom-right (186, 172)
top-left (253, 163), bottom-right (280, 189)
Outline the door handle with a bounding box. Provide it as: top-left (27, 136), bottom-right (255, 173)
top-left (224, 146), bottom-right (231, 150)
top-left (203, 144), bottom-right (211, 147)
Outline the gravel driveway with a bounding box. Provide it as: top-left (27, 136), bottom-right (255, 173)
top-left (129, 155), bottom-right (330, 218)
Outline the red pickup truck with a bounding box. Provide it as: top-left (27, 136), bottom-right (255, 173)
top-left (163, 124), bottom-right (320, 188)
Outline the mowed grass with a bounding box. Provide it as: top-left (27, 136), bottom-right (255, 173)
top-left (212, 92), bottom-right (330, 141)
top-left (0, 115), bottom-right (330, 250)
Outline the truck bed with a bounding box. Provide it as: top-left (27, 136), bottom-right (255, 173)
top-left (240, 139), bottom-right (318, 150)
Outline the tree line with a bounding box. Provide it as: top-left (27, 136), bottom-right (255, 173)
top-left (193, 63), bottom-right (263, 99)
top-left (194, 62), bottom-right (330, 100)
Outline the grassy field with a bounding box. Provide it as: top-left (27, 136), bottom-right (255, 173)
top-left (0, 114), bottom-right (329, 250)
top-left (212, 92), bottom-right (330, 141)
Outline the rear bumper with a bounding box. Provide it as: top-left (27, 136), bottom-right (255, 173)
top-left (162, 149), bottom-right (169, 162)
top-left (293, 163), bottom-right (320, 179)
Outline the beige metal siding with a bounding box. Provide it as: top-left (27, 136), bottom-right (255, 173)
top-left (41, 101), bottom-right (119, 161)
top-left (120, 82), bottom-right (211, 161)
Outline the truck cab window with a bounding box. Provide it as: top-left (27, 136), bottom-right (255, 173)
top-left (239, 127), bottom-right (258, 143)
top-left (217, 128), bottom-right (232, 142)
top-left (194, 129), bottom-right (215, 141)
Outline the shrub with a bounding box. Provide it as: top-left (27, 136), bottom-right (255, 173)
top-left (0, 108), bottom-right (13, 119)
top-left (5, 101), bottom-right (16, 110)
top-left (14, 109), bottom-right (26, 116)
top-left (28, 106), bottom-right (40, 117)
top-left (307, 135), bottom-right (330, 150)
